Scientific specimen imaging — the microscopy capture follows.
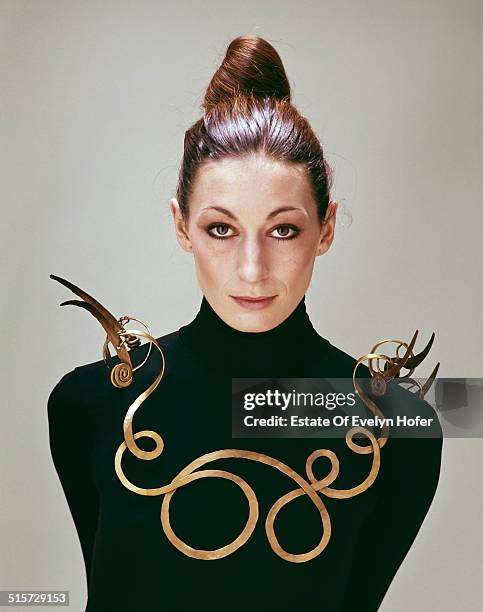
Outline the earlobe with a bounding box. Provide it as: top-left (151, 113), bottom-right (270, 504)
top-left (169, 197), bottom-right (193, 253)
top-left (316, 201), bottom-right (337, 256)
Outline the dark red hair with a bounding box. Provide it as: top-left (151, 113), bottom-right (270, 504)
top-left (175, 35), bottom-right (333, 225)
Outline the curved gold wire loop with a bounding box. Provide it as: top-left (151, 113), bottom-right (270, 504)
top-left (51, 274), bottom-right (438, 563)
top-left (102, 316), bottom-right (154, 374)
top-left (123, 317), bottom-right (153, 372)
top-left (111, 329), bottom-right (166, 460)
top-left (352, 353), bottom-right (392, 451)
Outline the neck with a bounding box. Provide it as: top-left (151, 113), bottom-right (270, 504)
top-left (178, 295), bottom-right (323, 377)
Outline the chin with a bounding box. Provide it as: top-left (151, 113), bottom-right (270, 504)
top-left (229, 310), bottom-right (284, 333)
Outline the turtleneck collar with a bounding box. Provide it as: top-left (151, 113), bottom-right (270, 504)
top-left (178, 295), bottom-right (324, 377)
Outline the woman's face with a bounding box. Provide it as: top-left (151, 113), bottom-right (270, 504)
top-left (170, 154), bottom-right (337, 332)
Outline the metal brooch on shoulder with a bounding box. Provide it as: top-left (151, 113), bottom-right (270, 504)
top-left (51, 274), bottom-right (439, 563)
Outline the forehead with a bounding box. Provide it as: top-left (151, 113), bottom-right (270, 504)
top-left (189, 155), bottom-right (315, 216)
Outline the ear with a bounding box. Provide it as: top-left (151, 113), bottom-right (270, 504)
top-left (169, 198), bottom-right (193, 253)
top-left (316, 201), bottom-right (338, 256)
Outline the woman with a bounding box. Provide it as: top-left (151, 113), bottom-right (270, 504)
top-left (48, 35), bottom-right (442, 611)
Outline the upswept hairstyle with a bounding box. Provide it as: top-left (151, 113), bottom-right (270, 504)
top-left (175, 35), bottom-right (334, 226)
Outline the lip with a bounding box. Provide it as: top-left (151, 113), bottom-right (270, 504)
top-left (230, 295), bottom-right (277, 310)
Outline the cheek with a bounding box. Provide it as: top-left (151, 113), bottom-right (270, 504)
top-left (192, 247), bottom-right (228, 286)
top-left (279, 242), bottom-right (317, 277)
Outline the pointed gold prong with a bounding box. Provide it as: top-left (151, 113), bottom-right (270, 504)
top-left (404, 332), bottom-right (435, 370)
top-left (384, 330), bottom-right (419, 379)
top-left (421, 362), bottom-right (440, 397)
top-left (51, 274), bottom-right (132, 370)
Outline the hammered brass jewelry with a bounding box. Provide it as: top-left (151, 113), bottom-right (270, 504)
top-left (51, 274), bottom-right (439, 563)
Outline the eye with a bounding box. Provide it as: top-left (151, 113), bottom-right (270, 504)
top-left (205, 223), bottom-right (301, 242)
top-left (271, 224), bottom-right (300, 241)
top-left (206, 223), bottom-right (235, 240)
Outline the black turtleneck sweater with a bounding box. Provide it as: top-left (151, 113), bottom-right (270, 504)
top-left (47, 295), bottom-right (443, 611)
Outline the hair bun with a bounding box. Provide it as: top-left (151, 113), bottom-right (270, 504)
top-left (202, 35), bottom-right (291, 112)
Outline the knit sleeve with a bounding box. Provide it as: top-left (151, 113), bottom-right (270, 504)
top-left (338, 391), bottom-right (443, 611)
top-left (47, 368), bottom-right (100, 590)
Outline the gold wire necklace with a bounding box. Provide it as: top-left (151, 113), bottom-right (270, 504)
top-left (50, 274), bottom-right (439, 563)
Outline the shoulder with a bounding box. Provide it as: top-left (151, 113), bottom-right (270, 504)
top-left (49, 329), bottom-right (182, 405)
top-left (379, 378), bottom-right (443, 439)
top-left (374, 381), bottom-right (443, 496)
top-left (47, 367), bottom-right (84, 438)
top-left (316, 336), bottom-right (443, 462)
top-left (319, 338), bottom-right (442, 430)
top-left (47, 368), bottom-right (79, 414)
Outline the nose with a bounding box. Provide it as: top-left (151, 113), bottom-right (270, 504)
top-left (236, 235), bottom-right (270, 283)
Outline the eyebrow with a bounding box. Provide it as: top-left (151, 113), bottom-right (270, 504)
top-left (199, 205), bottom-right (304, 221)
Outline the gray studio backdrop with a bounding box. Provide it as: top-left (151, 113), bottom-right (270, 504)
top-left (2, 1), bottom-right (482, 610)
